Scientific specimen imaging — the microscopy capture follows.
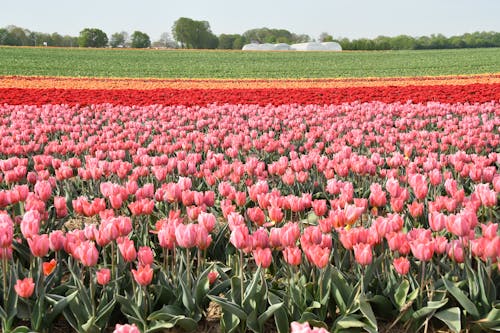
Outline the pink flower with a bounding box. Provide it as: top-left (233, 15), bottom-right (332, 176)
top-left (138, 246), bottom-right (154, 266)
top-left (21, 210), bottom-right (41, 239)
top-left (230, 225), bottom-right (251, 252)
top-left (283, 246), bottom-right (302, 266)
top-left (268, 206), bottom-right (284, 223)
top-left (96, 268), bottom-right (111, 286)
top-left (14, 278), bottom-right (35, 298)
top-left (208, 271), bottom-right (218, 284)
top-left (410, 239), bottom-right (434, 262)
top-left (113, 323), bottom-right (141, 333)
top-left (393, 257), bottom-right (410, 275)
top-left (175, 223), bottom-right (198, 249)
top-left (198, 212), bottom-right (216, 233)
top-left (118, 238), bottom-right (137, 262)
top-left (353, 243), bottom-right (373, 266)
top-left (0, 213), bottom-right (13, 248)
top-left (34, 180), bottom-right (52, 202)
top-left (132, 264), bottom-right (153, 286)
top-left (75, 241), bottom-right (99, 267)
top-left (253, 247), bottom-right (272, 268)
top-left (27, 233), bottom-right (49, 257)
top-left (281, 222), bottom-right (300, 247)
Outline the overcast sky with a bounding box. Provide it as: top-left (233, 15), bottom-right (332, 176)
top-left (1, 0), bottom-right (499, 41)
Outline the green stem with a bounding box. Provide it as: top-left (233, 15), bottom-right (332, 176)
top-left (89, 268), bottom-right (95, 316)
top-left (2, 257), bottom-right (8, 307)
top-left (419, 261), bottom-right (426, 307)
top-left (186, 248), bottom-right (191, 291)
top-left (239, 250), bottom-right (244, 307)
top-left (111, 242), bottom-right (116, 281)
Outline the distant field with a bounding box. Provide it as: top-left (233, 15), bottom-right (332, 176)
top-left (1, 46), bottom-right (499, 78)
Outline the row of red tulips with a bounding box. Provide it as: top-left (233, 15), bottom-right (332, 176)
top-left (0, 83), bottom-right (500, 106)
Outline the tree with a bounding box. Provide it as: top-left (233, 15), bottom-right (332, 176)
top-left (3, 25), bottom-right (30, 46)
top-left (78, 28), bottom-right (108, 47)
top-left (319, 32), bottom-right (334, 42)
top-left (130, 31), bottom-right (151, 48)
top-left (110, 31), bottom-right (128, 48)
top-left (172, 17), bottom-right (218, 49)
top-left (152, 32), bottom-right (177, 48)
top-left (218, 34), bottom-right (246, 49)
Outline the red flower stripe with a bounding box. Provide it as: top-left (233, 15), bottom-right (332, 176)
top-left (1, 84), bottom-right (499, 106)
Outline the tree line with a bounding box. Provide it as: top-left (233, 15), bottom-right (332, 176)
top-left (1, 20), bottom-right (499, 50)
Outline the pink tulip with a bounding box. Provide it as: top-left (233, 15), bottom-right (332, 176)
top-left (132, 264), bottom-right (153, 286)
top-left (114, 323), bottom-right (141, 333)
top-left (118, 238), bottom-right (137, 262)
top-left (253, 247), bottom-right (272, 268)
top-left (21, 210), bottom-right (41, 239)
top-left (175, 223), bottom-right (198, 249)
top-left (75, 241), bottom-right (99, 267)
top-left (96, 268), bottom-right (111, 285)
top-left (14, 278), bottom-right (35, 298)
top-left (138, 246), bottom-right (154, 266)
top-left (393, 257), bottom-right (410, 275)
top-left (230, 225), bottom-right (251, 252)
top-left (27, 233), bottom-right (49, 257)
top-left (353, 243), bottom-right (373, 266)
top-left (0, 213), bottom-right (13, 248)
top-left (283, 246), bottom-right (302, 266)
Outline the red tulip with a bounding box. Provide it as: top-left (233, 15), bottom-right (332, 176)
top-left (208, 271), bottom-right (219, 284)
top-left (230, 225), bottom-right (251, 252)
top-left (42, 258), bottom-right (57, 276)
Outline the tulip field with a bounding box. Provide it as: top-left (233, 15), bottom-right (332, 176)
top-left (0, 48), bottom-right (499, 333)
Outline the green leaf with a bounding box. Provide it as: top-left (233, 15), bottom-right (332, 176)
top-left (336, 314), bottom-right (367, 329)
top-left (257, 302), bottom-right (283, 328)
top-left (478, 260), bottom-right (496, 307)
top-left (412, 299), bottom-right (448, 319)
top-left (299, 311), bottom-right (320, 322)
top-left (474, 306), bottom-right (500, 330)
top-left (443, 278), bottom-right (480, 318)
top-left (394, 279), bottom-right (410, 309)
top-left (359, 296), bottom-right (377, 329)
top-left (208, 295), bottom-right (247, 321)
top-left (94, 297), bottom-right (116, 329)
top-left (11, 326), bottom-right (30, 333)
top-left (269, 291), bottom-right (288, 333)
top-left (230, 276), bottom-right (242, 306)
top-left (148, 305), bottom-right (184, 321)
top-left (434, 307), bottom-right (461, 333)
top-left (174, 317), bottom-right (198, 332)
top-left (331, 268), bottom-right (352, 314)
top-left (221, 310), bottom-right (241, 333)
top-left (45, 291), bottom-right (78, 325)
top-left (179, 276), bottom-right (196, 313)
top-left (243, 267), bottom-right (261, 312)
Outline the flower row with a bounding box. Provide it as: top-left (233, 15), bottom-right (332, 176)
top-left (1, 74), bottom-right (499, 90)
top-left (0, 83), bottom-right (499, 106)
